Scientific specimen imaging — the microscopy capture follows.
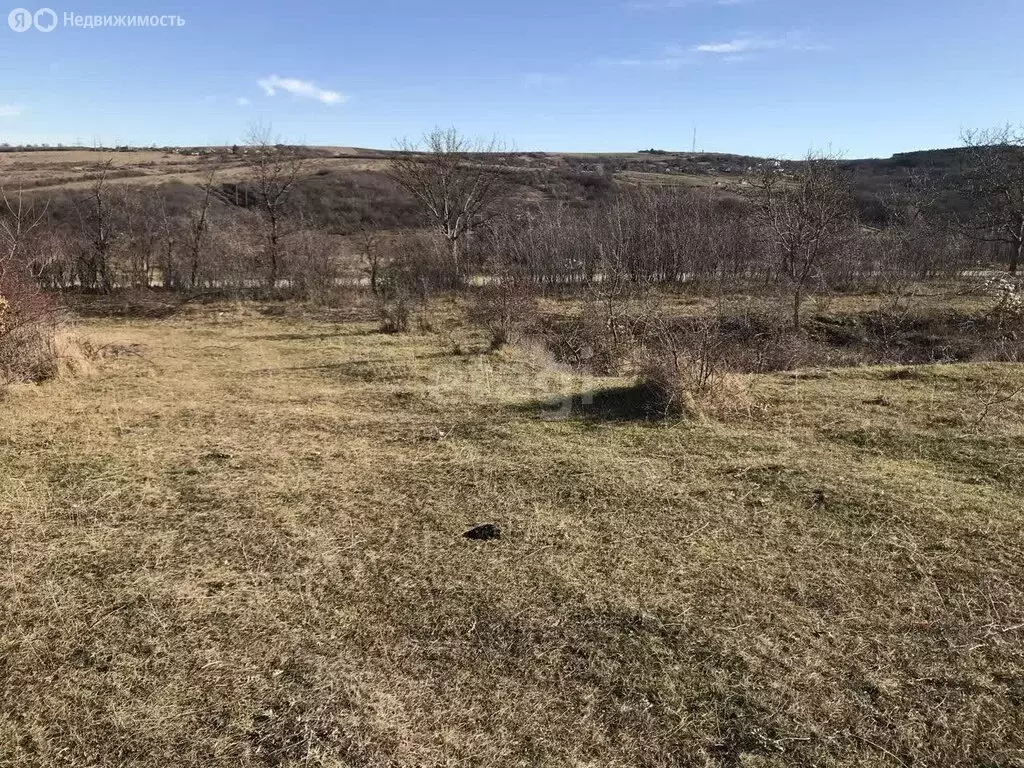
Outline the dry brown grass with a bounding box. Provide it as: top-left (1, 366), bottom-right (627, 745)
top-left (0, 149), bottom-right (391, 193)
top-left (1, 303), bottom-right (1023, 766)
top-left (1, 316), bottom-right (101, 384)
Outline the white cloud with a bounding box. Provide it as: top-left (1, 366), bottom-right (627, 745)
top-left (236, 97), bottom-right (251, 107)
top-left (694, 38), bottom-right (766, 53)
top-left (257, 75), bottom-right (345, 105)
top-left (629, 0), bottom-right (753, 9)
top-left (603, 31), bottom-right (825, 70)
top-left (523, 73), bottom-right (567, 88)
top-left (693, 33), bottom-right (827, 54)
top-left (0, 105), bottom-right (25, 117)
top-left (600, 44), bottom-right (691, 69)
top-left (603, 54), bottom-right (688, 70)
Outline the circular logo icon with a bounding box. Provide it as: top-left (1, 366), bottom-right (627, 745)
top-left (34, 7), bottom-right (57, 31)
top-left (8, 7), bottom-right (33, 31)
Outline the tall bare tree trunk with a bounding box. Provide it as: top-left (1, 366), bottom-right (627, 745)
top-left (188, 172), bottom-right (215, 290)
top-left (268, 214), bottom-right (280, 289)
top-left (1012, 221), bottom-right (1023, 276)
top-left (449, 235), bottom-right (461, 285)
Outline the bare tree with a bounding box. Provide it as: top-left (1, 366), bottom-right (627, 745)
top-left (355, 225), bottom-right (383, 295)
top-left (959, 125), bottom-right (1024, 276)
top-left (1, 188), bottom-right (48, 268)
top-left (117, 184), bottom-right (164, 289)
top-left (0, 187), bottom-right (54, 359)
top-left (755, 153), bottom-right (854, 330)
top-left (244, 123), bottom-right (305, 288)
top-left (186, 170), bottom-right (217, 289)
top-left (387, 127), bottom-right (511, 283)
top-left (75, 159), bottom-right (115, 292)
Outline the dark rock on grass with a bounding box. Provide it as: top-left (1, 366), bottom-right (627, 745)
top-left (464, 524), bottom-right (502, 541)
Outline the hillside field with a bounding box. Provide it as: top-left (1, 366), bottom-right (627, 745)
top-left (2, 299), bottom-right (1023, 766)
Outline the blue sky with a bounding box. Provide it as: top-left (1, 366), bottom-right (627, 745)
top-left (1, 0), bottom-right (1022, 157)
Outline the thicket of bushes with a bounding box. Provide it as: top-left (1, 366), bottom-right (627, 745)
top-left (2, 136), bottom-right (1021, 402)
top-left (0, 157), bottom-right (999, 301)
top-left (0, 267), bottom-right (61, 382)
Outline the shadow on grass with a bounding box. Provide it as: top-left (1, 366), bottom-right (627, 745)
top-left (245, 332), bottom-right (353, 342)
top-left (66, 292), bottom-right (183, 319)
top-left (254, 304), bottom-right (378, 324)
top-left (517, 382), bottom-right (665, 423)
top-left (251, 359), bottom-right (396, 380)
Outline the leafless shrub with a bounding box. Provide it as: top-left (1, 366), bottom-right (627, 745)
top-left (636, 345), bottom-right (747, 421)
top-left (0, 271), bottom-right (63, 383)
top-left (635, 356), bottom-right (695, 418)
top-left (0, 189), bottom-right (62, 382)
top-left (982, 275), bottom-right (1024, 326)
top-left (468, 279), bottom-right (539, 349)
top-left (286, 226), bottom-right (344, 304)
top-left (378, 231), bottom-right (457, 300)
top-left (355, 226), bottom-right (384, 295)
top-left (0, 322), bottom-right (59, 382)
top-left (631, 296), bottom-right (757, 419)
top-left (754, 152), bottom-right (855, 329)
top-left (377, 294), bottom-right (410, 334)
top-left (959, 372), bottom-right (1024, 431)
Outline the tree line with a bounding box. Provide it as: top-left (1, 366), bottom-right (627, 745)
top-left (1, 125), bottom-right (1021, 320)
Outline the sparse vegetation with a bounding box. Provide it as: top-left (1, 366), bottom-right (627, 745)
top-left (958, 125), bottom-right (1024, 275)
top-left (1, 188), bottom-right (60, 382)
top-left (3, 128), bottom-right (1024, 766)
top-left (2, 302), bottom-right (1023, 766)
top-left (387, 128), bottom-right (513, 284)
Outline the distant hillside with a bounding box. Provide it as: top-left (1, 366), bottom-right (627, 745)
top-left (1, 144), bottom-right (977, 226)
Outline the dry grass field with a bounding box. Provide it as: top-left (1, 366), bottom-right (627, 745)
top-left (0, 148), bottom-right (736, 195)
top-left (2, 301), bottom-right (1023, 766)
top-left (0, 149), bottom-right (392, 192)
